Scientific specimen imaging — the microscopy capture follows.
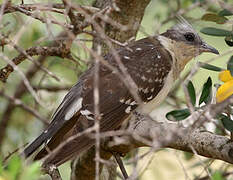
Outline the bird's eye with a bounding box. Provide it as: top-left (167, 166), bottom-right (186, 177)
top-left (184, 33), bottom-right (195, 42)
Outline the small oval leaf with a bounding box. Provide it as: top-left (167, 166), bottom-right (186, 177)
top-left (200, 27), bottom-right (232, 36)
top-left (199, 77), bottom-right (212, 105)
top-left (218, 9), bottom-right (233, 16)
top-left (218, 114), bottom-right (233, 132)
top-left (227, 56), bottom-right (233, 76)
top-left (187, 81), bottom-right (196, 106)
top-left (199, 62), bottom-right (223, 72)
top-left (201, 13), bottom-right (228, 24)
top-left (166, 109), bottom-right (191, 121)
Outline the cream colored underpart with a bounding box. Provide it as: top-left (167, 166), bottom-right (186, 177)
top-left (137, 35), bottom-right (196, 115)
top-left (138, 70), bottom-right (174, 114)
top-left (157, 36), bottom-right (179, 78)
top-left (157, 35), bottom-right (175, 61)
top-left (137, 35), bottom-right (183, 114)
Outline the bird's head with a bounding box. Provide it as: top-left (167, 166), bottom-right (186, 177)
top-left (160, 19), bottom-right (219, 73)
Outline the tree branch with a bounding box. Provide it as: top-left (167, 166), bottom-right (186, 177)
top-left (109, 117), bottom-right (233, 165)
top-left (69, 96), bottom-right (233, 179)
top-left (0, 2), bottom-right (99, 15)
top-left (33, 85), bottom-right (71, 92)
top-left (0, 31), bottom-right (69, 147)
top-left (0, 45), bottom-right (70, 82)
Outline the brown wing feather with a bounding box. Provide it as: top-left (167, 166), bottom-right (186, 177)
top-left (30, 37), bottom-right (173, 166)
top-left (41, 73), bottom-right (132, 166)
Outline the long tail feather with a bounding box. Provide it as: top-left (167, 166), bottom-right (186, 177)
top-left (43, 134), bottom-right (95, 166)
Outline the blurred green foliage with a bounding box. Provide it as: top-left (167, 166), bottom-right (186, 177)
top-left (211, 171), bottom-right (226, 180)
top-left (201, 8), bottom-right (233, 47)
top-left (0, 0), bottom-right (232, 179)
top-left (0, 155), bottom-right (41, 180)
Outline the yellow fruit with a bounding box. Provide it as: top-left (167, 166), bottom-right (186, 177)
top-left (219, 70), bottom-right (233, 82)
top-left (216, 80), bottom-right (233, 103)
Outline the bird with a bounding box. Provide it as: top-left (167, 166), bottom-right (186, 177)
top-left (22, 19), bottom-right (219, 166)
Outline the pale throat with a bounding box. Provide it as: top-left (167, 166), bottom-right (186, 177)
top-left (158, 36), bottom-right (195, 77)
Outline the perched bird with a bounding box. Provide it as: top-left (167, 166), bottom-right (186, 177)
top-left (22, 20), bottom-right (219, 166)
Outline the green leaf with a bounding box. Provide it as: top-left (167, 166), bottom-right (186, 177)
top-left (7, 155), bottom-right (21, 180)
top-left (199, 62), bottom-right (223, 72)
top-left (200, 27), bottom-right (232, 36)
top-left (201, 13), bottom-right (228, 24)
top-left (227, 56), bottom-right (233, 76)
top-left (225, 36), bottom-right (233, 47)
top-left (211, 171), bottom-right (225, 180)
top-left (199, 77), bottom-right (212, 105)
top-left (0, 158), bottom-right (3, 174)
top-left (219, 114), bottom-right (233, 132)
top-left (218, 9), bottom-right (233, 16)
top-left (187, 81), bottom-right (196, 106)
top-left (183, 152), bottom-right (194, 161)
top-left (166, 109), bottom-right (190, 121)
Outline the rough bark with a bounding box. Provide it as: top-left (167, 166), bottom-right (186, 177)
top-left (92, 0), bottom-right (151, 55)
top-left (108, 115), bottom-right (233, 164)
top-left (72, 96), bottom-right (233, 180)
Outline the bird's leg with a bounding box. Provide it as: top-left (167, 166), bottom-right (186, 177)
top-left (112, 151), bottom-right (129, 179)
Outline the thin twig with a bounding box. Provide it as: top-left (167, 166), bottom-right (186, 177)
top-left (0, 3), bottom-right (99, 15)
top-left (113, 152), bottom-right (129, 179)
top-left (15, 6), bottom-right (72, 29)
top-left (0, 90), bottom-right (49, 125)
top-left (33, 85), bottom-right (71, 92)
top-left (0, 53), bottom-right (44, 106)
top-left (3, 143), bottom-right (28, 164)
top-left (0, 45), bottom-right (69, 82)
top-left (0, 31), bottom-right (70, 148)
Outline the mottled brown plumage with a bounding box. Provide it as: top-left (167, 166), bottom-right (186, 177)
top-left (22, 22), bottom-right (219, 166)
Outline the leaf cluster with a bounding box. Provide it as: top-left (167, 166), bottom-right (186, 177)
top-left (166, 59), bottom-right (233, 133)
top-left (201, 9), bottom-right (233, 47)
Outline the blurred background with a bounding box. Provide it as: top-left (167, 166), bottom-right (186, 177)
top-left (0, 0), bottom-right (233, 179)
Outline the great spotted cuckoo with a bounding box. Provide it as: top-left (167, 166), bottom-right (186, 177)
top-left (23, 21), bottom-right (219, 166)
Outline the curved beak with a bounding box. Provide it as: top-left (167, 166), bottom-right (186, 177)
top-left (200, 42), bottom-right (219, 55)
